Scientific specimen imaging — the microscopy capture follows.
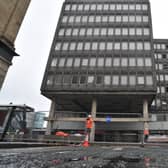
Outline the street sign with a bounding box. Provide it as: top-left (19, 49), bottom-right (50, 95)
top-left (106, 116), bottom-right (112, 123)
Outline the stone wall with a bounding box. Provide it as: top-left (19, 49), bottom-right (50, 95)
top-left (0, 57), bottom-right (9, 89)
top-left (0, 0), bottom-right (31, 47)
top-left (0, 0), bottom-right (31, 89)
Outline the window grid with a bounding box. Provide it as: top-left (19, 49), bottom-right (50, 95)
top-left (49, 3), bottom-right (154, 89)
top-left (59, 27), bottom-right (150, 37)
top-left (52, 57), bottom-right (153, 68)
top-left (50, 74), bottom-right (154, 86)
top-left (62, 15), bottom-right (149, 24)
top-left (64, 4), bottom-right (148, 12)
top-left (55, 41), bottom-right (152, 51)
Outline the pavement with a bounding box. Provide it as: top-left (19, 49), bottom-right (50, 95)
top-left (0, 145), bottom-right (168, 168)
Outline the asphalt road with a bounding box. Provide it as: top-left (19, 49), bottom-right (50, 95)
top-left (0, 145), bottom-right (168, 168)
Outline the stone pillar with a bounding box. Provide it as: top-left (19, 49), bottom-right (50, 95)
top-left (46, 100), bottom-right (55, 135)
top-left (90, 99), bottom-right (97, 142)
top-left (142, 99), bottom-right (149, 144)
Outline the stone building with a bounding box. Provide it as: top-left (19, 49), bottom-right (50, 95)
top-left (0, 0), bottom-right (31, 89)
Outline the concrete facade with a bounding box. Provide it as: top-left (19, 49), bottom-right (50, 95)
top-left (42, 0), bottom-right (157, 142)
top-left (0, 57), bottom-right (9, 89)
top-left (33, 112), bottom-right (46, 129)
top-left (149, 39), bottom-right (168, 134)
top-left (0, 0), bottom-right (31, 89)
top-left (26, 112), bottom-right (35, 128)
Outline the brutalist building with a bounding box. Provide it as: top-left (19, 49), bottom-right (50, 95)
top-left (149, 39), bottom-right (168, 135)
top-left (41, 0), bottom-right (165, 142)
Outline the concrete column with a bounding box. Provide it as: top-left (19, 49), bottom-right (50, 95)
top-left (46, 100), bottom-right (55, 135)
top-left (90, 99), bottom-right (97, 142)
top-left (143, 99), bottom-right (149, 130)
top-left (142, 99), bottom-right (149, 144)
top-left (143, 99), bottom-right (149, 121)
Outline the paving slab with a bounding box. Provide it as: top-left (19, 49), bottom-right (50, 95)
top-left (0, 145), bottom-right (168, 168)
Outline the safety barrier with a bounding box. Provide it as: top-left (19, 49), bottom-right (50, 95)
top-left (3, 134), bottom-right (85, 144)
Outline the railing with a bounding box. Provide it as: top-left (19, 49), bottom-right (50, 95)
top-left (96, 112), bottom-right (142, 118)
top-left (56, 111), bottom-right (87, 118)
top-left (4, 134), bottom-right (84, 144)
top-left (47, 111), bottom-right (142, 118)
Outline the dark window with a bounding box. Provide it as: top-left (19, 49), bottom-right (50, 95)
top-left (72, 76), bottom-right (78, 84)
top-left (96, 76), bottom-right (103, 84)
top-left (163, 64), bottom-right (168, 70)
top-left (80, 76), bottom-right (86, 84)
top-left (162, 54), bottom-right (166, 59)
top-left (157, 115), bottom-right (166, 122)
top-left (166, 87), bottom-right (168, 93)
top-left (166, 45), bottom-right (168, 50)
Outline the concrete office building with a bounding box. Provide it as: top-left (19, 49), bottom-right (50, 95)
top-left (33, 112), bottom-right (46, 129)
top-left (41, 0), bottom-right (157, 142)
top-left (26, 112), bottom-right (35, 129)
top-left (0, 0), bottom-right (31, 89)
top-left (149, 40), bottom-right (168, 134)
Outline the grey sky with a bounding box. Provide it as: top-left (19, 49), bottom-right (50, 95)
top-left (0, 0), bottom-right (168, 111)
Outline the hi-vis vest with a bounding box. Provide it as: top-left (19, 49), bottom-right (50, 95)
top-left (144, 129), bottom-right (149, 135)
top-left (86, 118), bottom-right (93, 129)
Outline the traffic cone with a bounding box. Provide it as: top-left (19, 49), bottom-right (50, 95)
top-left (82, 133), bottom-right (89, 147)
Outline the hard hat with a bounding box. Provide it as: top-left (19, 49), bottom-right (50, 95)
top-left (88, 114), bottom-right (92, 118)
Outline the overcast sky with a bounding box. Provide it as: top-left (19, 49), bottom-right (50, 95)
top-left (0, 0), bottom-right (168, 112)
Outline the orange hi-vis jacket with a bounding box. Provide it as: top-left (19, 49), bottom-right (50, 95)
top-left (86, 118), bottom-right (93, 129)
top-left (144, 129), bottom-right (149, 135)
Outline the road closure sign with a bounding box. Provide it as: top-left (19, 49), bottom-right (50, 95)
top-left (106, 116), bottom-right (112, 123)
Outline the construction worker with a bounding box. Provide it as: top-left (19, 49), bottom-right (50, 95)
top-left (85, 114), bottom-right (93, 141)
top-left (144, 128), bottom-right (149, 142)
